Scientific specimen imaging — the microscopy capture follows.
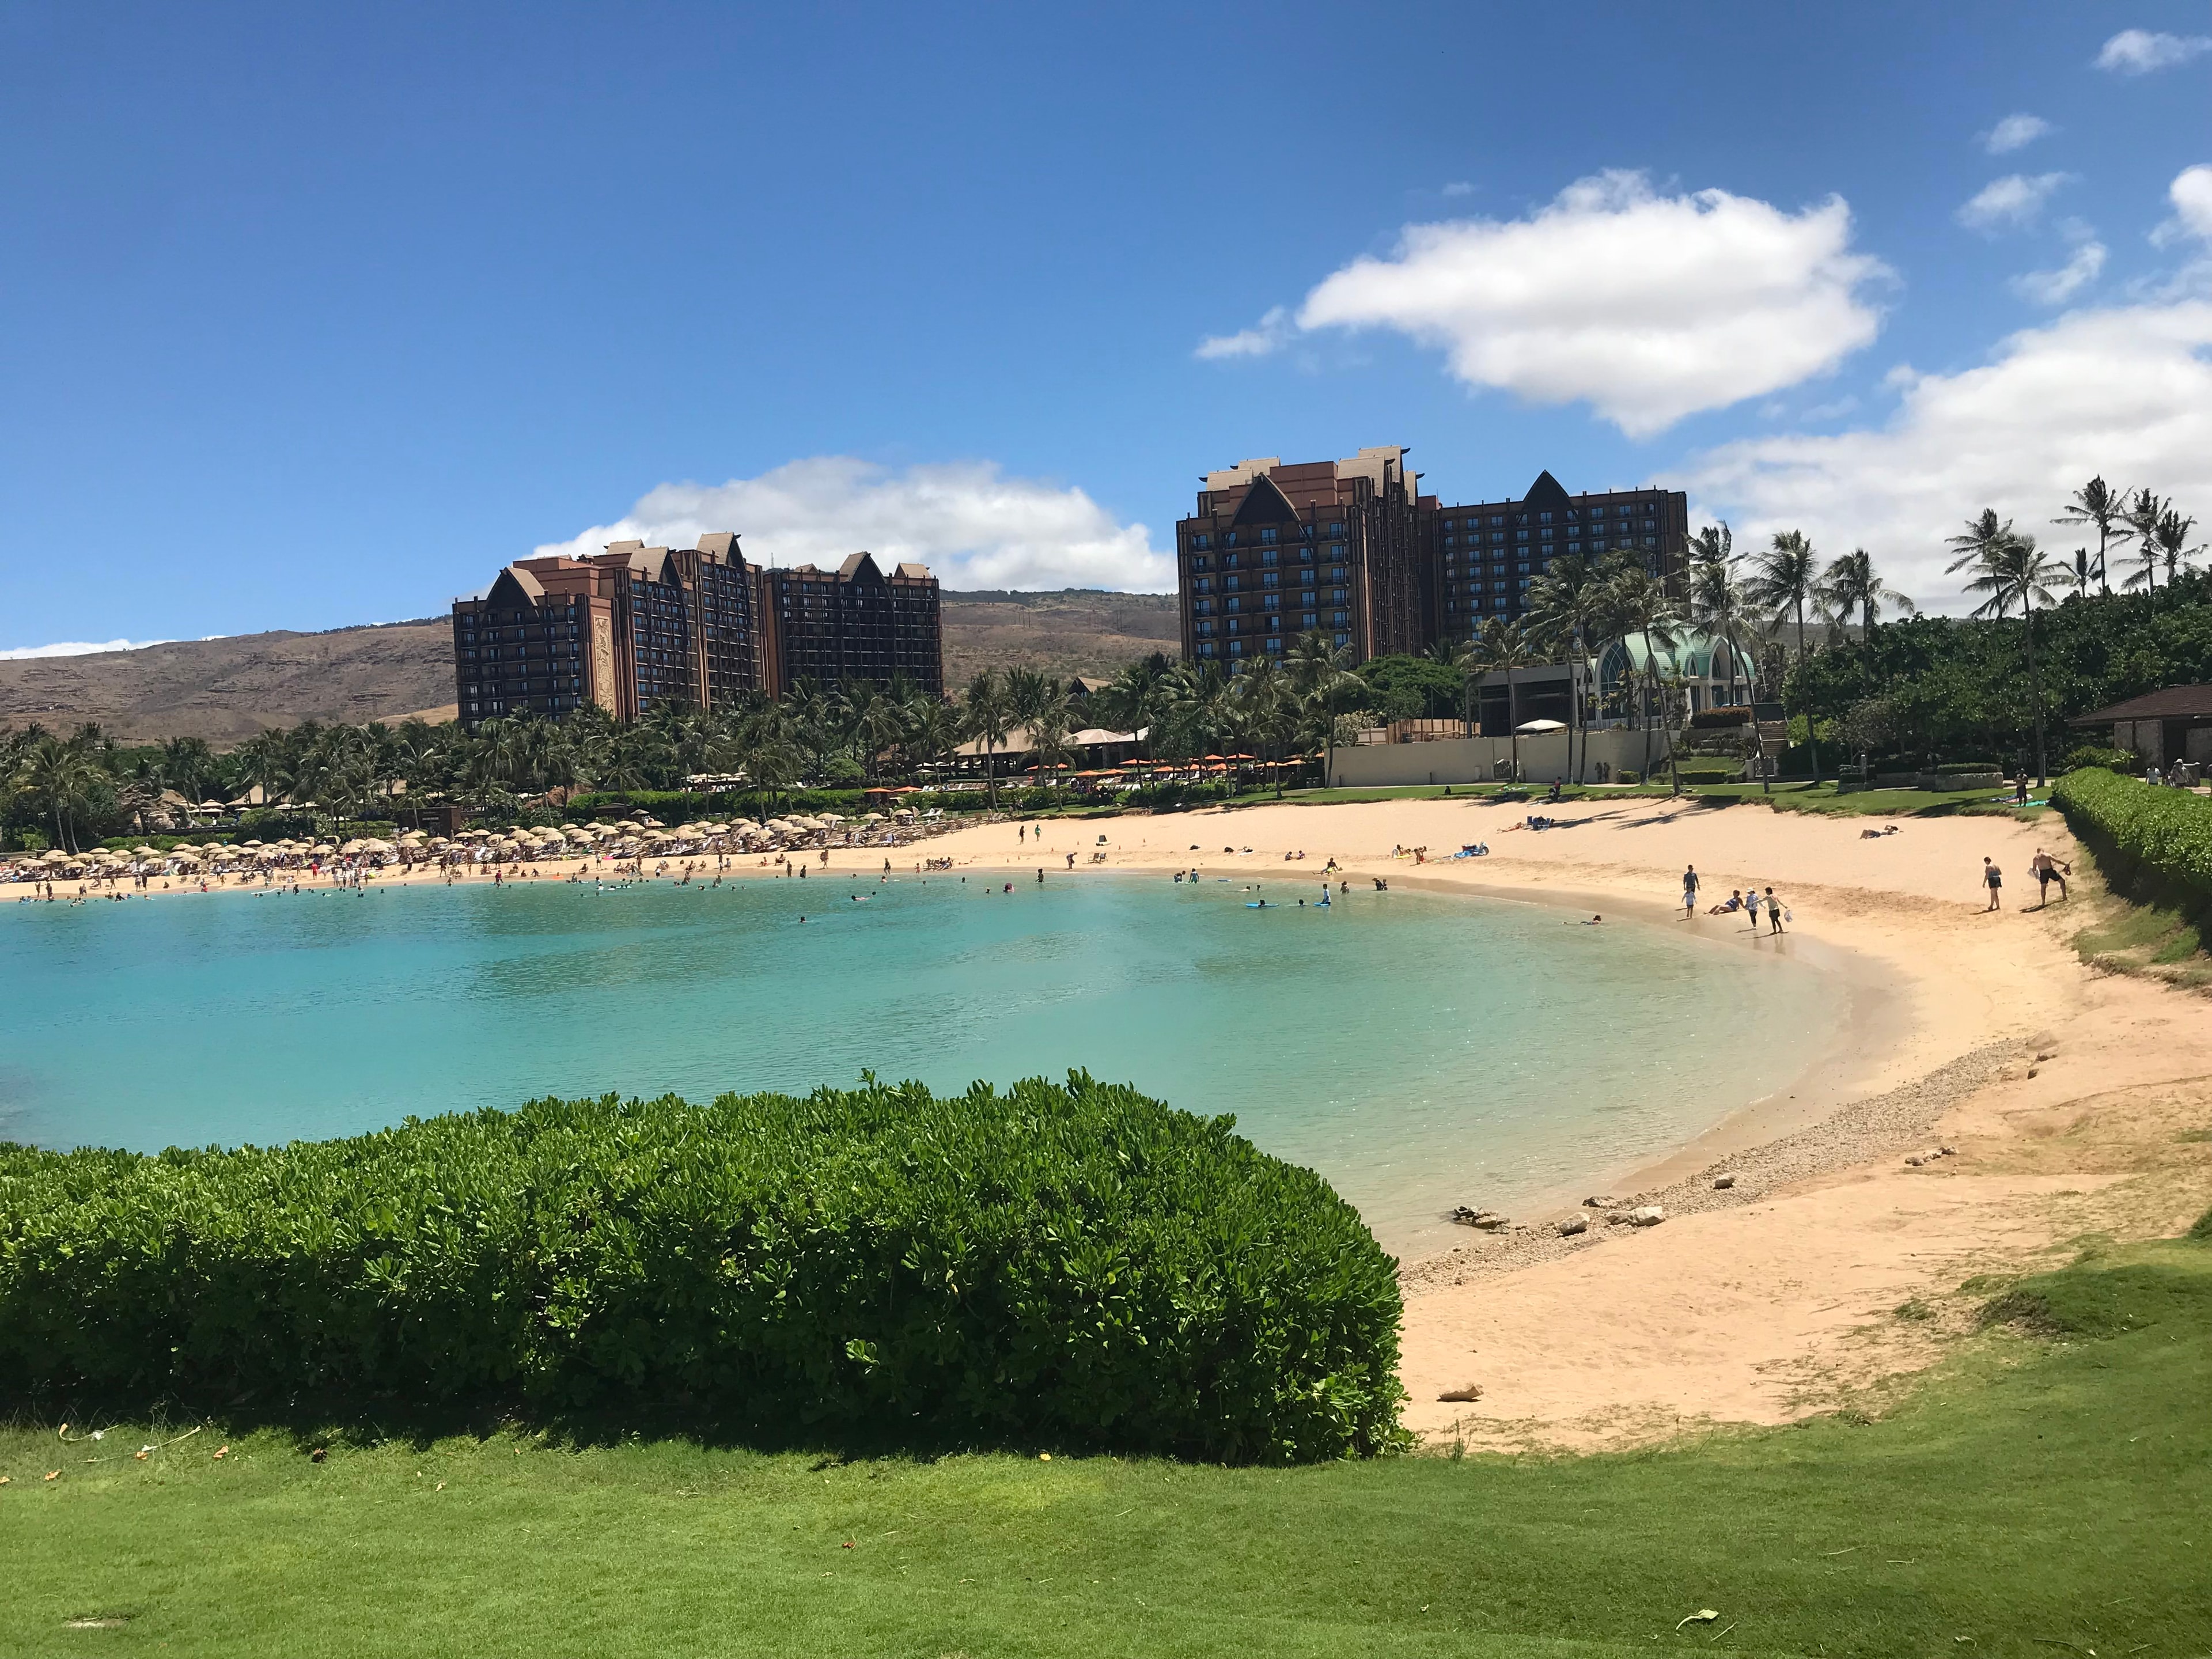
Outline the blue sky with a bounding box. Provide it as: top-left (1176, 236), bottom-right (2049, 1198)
top-left (5, 1), bottom-right (2211, 654)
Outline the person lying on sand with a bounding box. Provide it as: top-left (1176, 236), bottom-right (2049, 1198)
top-left (1709, 889), bottom-right (1743, 915)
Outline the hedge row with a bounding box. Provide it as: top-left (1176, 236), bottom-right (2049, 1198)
top-left (0, 1075), bottom-right (1404, 1462)
top-left (2051, 766), bottom-right (2212, 926)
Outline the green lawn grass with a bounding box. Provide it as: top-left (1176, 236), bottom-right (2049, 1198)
top-left (5, 1239), bottom-right (2206, 1658)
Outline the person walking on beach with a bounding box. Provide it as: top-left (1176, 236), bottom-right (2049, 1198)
top-left (1982, 857), bottom-right (2003, 911)
top-left (1744, 887), bottom-right (1761, 930)
top-left (1765, 886), bottom-right (1784, 933)
top-left (1682, 864), bottom-right (1700, 918)
top-left (2031, 847), bottom-right (2071, 905)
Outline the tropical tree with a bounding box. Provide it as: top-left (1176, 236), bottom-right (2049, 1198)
top-left (1817, 548), bottom-right (1915, 638)
top-left (1961, 533), bottom-right (2071, 784)
top-left (13, 735), bottom-right (105, 851)
top-left (1606, 565), bottom-right (1685, 787)
top-left (2121, 489), bottom-right (2167, 593)
top-left (1520, 552), bottom-right (1604, 781)
top-left (960, 669), bottom-right (1013, 809)
top-left (2054, 476), bottom-right (2126, 594)
top-left (2152, 507), bottom-right (2203, 586)
top-left (1284, 630), bottom-right (1363, 787)
top-left (1685, 528), bottom-right (1760, 711)
top-left (1746, 529), bottom-right (1824, 781)
top-left (1470, 617), bottom-right (1537, 785)
top-left (1232, 654), bottom-right (1298, 796)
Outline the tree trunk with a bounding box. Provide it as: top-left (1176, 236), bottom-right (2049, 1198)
top-left (1797, 603), bottom-right (1822, 783)
top-left (2027, 602), bottom-right (2046, 787)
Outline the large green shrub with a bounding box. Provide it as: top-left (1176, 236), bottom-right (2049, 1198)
top-left (2051, 766), bottom-right (2212, 927)
top-left (0, 1075), bottom-right (1403, 1462)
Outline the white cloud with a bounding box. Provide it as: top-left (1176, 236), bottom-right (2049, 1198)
top-left (2012, 238), bottom-right (2108, 305)
top-left (1957, 172), bottom-right (2071, 232)
top-left (1194, 305), bottom-right (1292, 361)
top-left (1276, 169), bottom-right (1890, 438)
top-left (1440, 180), bottom-right (1475, 198)
top-left (531, 456), bottom-right (1172, 593)
top-left (1682, 297), bottom-right (2212, 609)
top-left (0, 638), bottom-right (172, 660)
top-left (2154, 162), bottom-right (2212, 245)
top-left (1982, 113), bottom-right (2052, 154)
top-left (2095, 28), bottom-right (2212, 73)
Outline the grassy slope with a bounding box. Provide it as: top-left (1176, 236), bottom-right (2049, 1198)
top-left (4, 1243), bottom-right (2206, 1659)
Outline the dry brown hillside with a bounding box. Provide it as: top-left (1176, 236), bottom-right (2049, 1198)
top-left (2, 590), bottom-right (1179, 744)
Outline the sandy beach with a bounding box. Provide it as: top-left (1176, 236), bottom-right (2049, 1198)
top-left (904, 793), bottom-right (2212, 1448)
top-left (8, 791), bottom-right (2209, 1449)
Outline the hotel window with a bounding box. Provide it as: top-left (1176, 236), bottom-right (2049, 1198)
top-left (1539, 512), bottom-right (1553, 523)
top-left (1334, 630), bottom-right (1351, 646)
top-left (1194, 599), bottom-right (1213, 616)
top-left (1330, 587), bottom-right (1348, 603)
top-left (1332, 611), bottom-right (1349, 627)
top-left (1328, 564), bottom-right (1345, 581)
top-left (1227, 597), bottom-right (1241, 612)
top-left (1195, 577), bottom-right (1212, 594)
top-left (1327, 522), bottom-right (1344, 536)
top-left (1516, 529), bottom-right (1530, 541)
top-left (1490, 532), bottom-right (1505, 545)
top-left (1328, 540), bottom-right (1346, 556)
top-left (1228, 638), bottom-right (1244, 656)
top-left (1261, 571), bottom-right (1279, 588)
top-left (1225, 574), bottom-right (1241, 592)
top-left (1262, 547), bottom-right (1279, 565)
top-left (1260, 527), bottom-right (1278, 543)
top-left (1299, 569), bottom-right (1316, 587)
top-left (1297, 546), bottom-right (1314, 563)
top-left (1301, 611), bottom-right (1318, 627)
top-left (1193, 534), bottom-right (1212, 550)
top-left (1191, 555), bottom-right (1211, 572)
top-left (1198, 641), bottom-right (1216, 657)
top-left (1263, 594), bottom-right (1280, 611)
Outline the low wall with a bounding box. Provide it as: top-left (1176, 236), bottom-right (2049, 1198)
top-left (1329, 728), bottom-right (1673, 787)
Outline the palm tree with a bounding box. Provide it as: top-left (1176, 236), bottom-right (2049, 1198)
top-left (1091, 657), bottom-right (1168, 762)
top-left (1232, 655), bottom-right (1298, 796)
top-left (2152, 508), bottom-right (2203, 586)
top-left (1685, 533), bottom-right (1760, 713)
top-left (1471, 618), bottom-right (1537, 785)
top-left (1817, 548), bottom-right (1915, 637)
top-left (15, 736), bottom-right (104, 851)
top-left (1962, 533), bottom-right (2071, 785)
top-left (1745, 530), bottom-right (1824, 783)
top-left (2121, 490), bottom-right (2166, 593)
top-left (2054, 476), bottom-right (2126, 594)
top-left (1520, 553), bottom-right (1604, 781)
top-left (1607, 567), bottom-right (1685, 789)
top-left (960, 670), bottom-right (1012, 809)
top-left (1945, 510), bottom-right (2021, 604)
top-left (1284, 630), bottom-right (1363, 787)
top-left (1026, 704), bottom-right (1077, 793)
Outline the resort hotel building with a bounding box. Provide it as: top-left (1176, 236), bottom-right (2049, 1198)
top-left (451, 536), bottom-right (942, 728)
top-left (1175, 449), bottom-right (1688, 666)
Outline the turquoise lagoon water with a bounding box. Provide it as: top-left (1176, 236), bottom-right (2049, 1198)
top-left (0, 874), bottom-right (1835, 1252)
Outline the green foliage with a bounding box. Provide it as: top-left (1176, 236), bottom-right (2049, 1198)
top-left (0, 1075), bottom-right (1403, 1463)
top-left (2191, 1205), bottom-right (2212, 1241)
top-left (2062, 743), bottom-right (2142, 775)
top-left (2051, 765), bottom-right (2212, 927)
top-left (1353, 654), bottom-right (1464, 721)
top-left (1786, 574), bottom-right (2212, 763)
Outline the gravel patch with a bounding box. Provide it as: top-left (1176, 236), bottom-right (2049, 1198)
top-left (1400, 1039), bottom-right (2022, 1294)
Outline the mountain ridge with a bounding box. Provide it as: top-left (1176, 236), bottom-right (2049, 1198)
top-left (0, 590), bottom-right (1180, 744)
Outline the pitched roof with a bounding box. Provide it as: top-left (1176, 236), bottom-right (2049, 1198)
top-left (838, 551), bottom-right (885, 582)
top-left (1523, 470), bottom-right (1571, 511)
top-left (2067, 684), bottom-right (2212, 725)
top-left (1230, 472), bottom-right (1302, 527)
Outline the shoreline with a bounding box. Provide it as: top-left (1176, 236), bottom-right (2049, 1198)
top-left (11, 796), bottom-right (2209, 1447)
